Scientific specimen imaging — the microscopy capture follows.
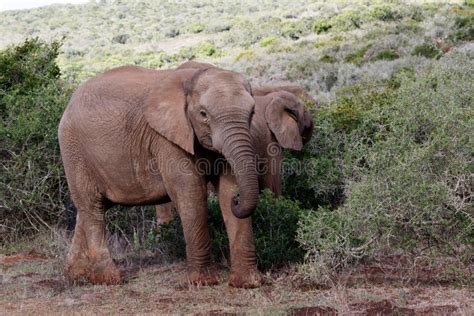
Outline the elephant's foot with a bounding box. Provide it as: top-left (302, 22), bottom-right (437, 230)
top-left (229, 267), bottom-right (262, 288)
top-left (187, 267), bottom-right (221, 286)
top-left (66, 252), bottom-right (122, 285)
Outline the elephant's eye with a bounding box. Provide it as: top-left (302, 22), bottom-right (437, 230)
top-left (200, 110), bottom-right (208, 120)
top-left (286, 110), bottom-right (298, 122)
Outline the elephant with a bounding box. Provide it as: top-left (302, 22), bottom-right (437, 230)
top-left (58, 64), bottom-right (259, 286)
top-left (155, 60), bottom-right (314, 288)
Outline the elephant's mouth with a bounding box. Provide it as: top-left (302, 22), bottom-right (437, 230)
top-left (200, 135), bottom-right (213, 149)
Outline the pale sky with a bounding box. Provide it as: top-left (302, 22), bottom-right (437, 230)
top-left (0, 0), bottom-right (89, 11)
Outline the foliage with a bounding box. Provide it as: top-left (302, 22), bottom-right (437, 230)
top-left (235, 50), bottom-right (255, 61)
top-left (367, 4), bottom-right (402, 22)
top-left (205, 190), bottom-right (306, 270)
top-left (320, 54), bottom-right (337, 63)
top-left (112, 34), bottom-right (129, 44)
top-left (344, 46), bottom-right (370, 65)
top-left (0, 38), bottom-right (72, 244)
top-left (374, 49), bottom-right (399, 61)
top-left (296, 53), bottom-right (473, 283)
top-left (259, 36), bottom-right (278, 48)
top-left (0, 37), bottom-right (61, 93)
top-left (412, 43), bottom-right (442, 59)
top-left (313, 19), bottom-right (332, 34)
top-left (448, 14), bottom-right (474, 43)
top-left (154, 191), bottom-right (306, 269)
top-left (281, 18), bottom-right (315, 40)
top-left (329, 9), bottom-right (364, 32)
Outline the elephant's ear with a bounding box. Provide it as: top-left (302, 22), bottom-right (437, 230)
top-left (144, 72), bottom-right (194, 154)
top-left (264, 94), bottom-right (303, 151)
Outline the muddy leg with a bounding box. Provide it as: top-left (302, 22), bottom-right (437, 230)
top-left (66, 183), bottom-right (121, 285)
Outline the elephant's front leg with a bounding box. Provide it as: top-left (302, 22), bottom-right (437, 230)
top-left (162, 162), bottom-right (219, 285)
top-left (218, 168), bottom-right (262, 288)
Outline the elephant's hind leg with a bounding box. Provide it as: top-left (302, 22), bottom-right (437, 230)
top-left (155, 202), bottom-right (175, 225)
top-left (65, 174), bottom-right (122, 285)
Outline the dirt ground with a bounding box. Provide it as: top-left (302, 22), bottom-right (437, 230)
top-left (1, 252), bottom-right (473, 315)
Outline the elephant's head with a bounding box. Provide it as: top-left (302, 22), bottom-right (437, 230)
top-left (257, 89), bottom-right (314, 151)
top-left (145, 65), bottom-right (257, 218)
top-left (253, 84), bottom-right (317, 108)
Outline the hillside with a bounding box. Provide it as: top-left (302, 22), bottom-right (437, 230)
top-left (0, 0), bottom-right (471, 100)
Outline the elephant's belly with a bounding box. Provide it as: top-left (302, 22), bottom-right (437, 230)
top-left (105, 176), bottom-right (169, 206)
top-left (99, 161), bottom-right (170, 206)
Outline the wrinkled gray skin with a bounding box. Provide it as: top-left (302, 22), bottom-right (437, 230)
top-left (58, 65), bottom-right (259, 286)
top-left (155, 61), bottom-right (314, 288)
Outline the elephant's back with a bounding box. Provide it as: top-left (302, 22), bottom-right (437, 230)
top-left (60, 66), bottom-right (168, 133)
top-left (59, 66), bottom-right (161, 159)
top-left (69, 66), bottom-right (168, 111)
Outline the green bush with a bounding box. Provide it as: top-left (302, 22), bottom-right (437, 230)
top-left (259, 36), bottom-right (278, 48)
top-left (374, 49), bottom-right (399, 61)
top-left (330, 9), bottom-right (364, 32)
top-left (172, 42), bottom-right (220, 64)
top-left (314, 36), bottom-right (342, 48)
top-left (235, 50), bottom-right (255, 61)
top-left (282, 83), bottom-right (394, 210)
top-left (367, 5), bottom-right (401, 22)
top-left (281, 18), bottom-right (314, 40)
top-left (222, 19), bottom-right (263, 48)
top-left (207, 190), bottom-right (306, 270)
top-left (319, 54), bottom-right (337, 63)
top-left (205, 21), bottom-right (232, 34)
top-left (252, 190), bottom-right (306, 269)
top-left (157, 191), bottom-right (306, 270)
top-left (312, 10), bottom-right (364, 34)
top-left (0, 38), bottom-right (73, 244)
top-left (192, 42), bottom-right (219, 57)
top-left (313, 19), bottom-right (332, 34)
top-left (0, 37), bottom-right (61, 93)
top-left (344, 45), bottom-right (370, 65)
top-left (112, 34), bottom-right (129, 44)
top-left (412, 43), bottom-right (442, 59)
top-left (189, 23), bottom-right (205, 34)
top-left (296, 53), bottom-right (473, 282)
top-left (448, 14), bottom-right (474, 43)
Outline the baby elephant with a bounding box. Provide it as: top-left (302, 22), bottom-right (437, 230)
top-left (156, 65), bottom-right (313, 288)
top-left (215, 87), bottom-right (313, 288)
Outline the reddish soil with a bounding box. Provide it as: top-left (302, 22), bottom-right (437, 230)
top-left (0, 251), bottom-right (48, 264)
top-left (0, 251), bottom-right (472, 314)
top-left (289, 306), bottom-right (337, 315)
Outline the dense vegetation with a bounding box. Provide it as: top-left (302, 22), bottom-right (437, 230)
top-left (1, 0), bottom-right (472, 284)
top-left (1, 38), bottom-right (73, 241)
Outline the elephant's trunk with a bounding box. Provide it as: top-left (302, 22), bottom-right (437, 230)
top-left (220, 116), bottom-right (259, 219)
